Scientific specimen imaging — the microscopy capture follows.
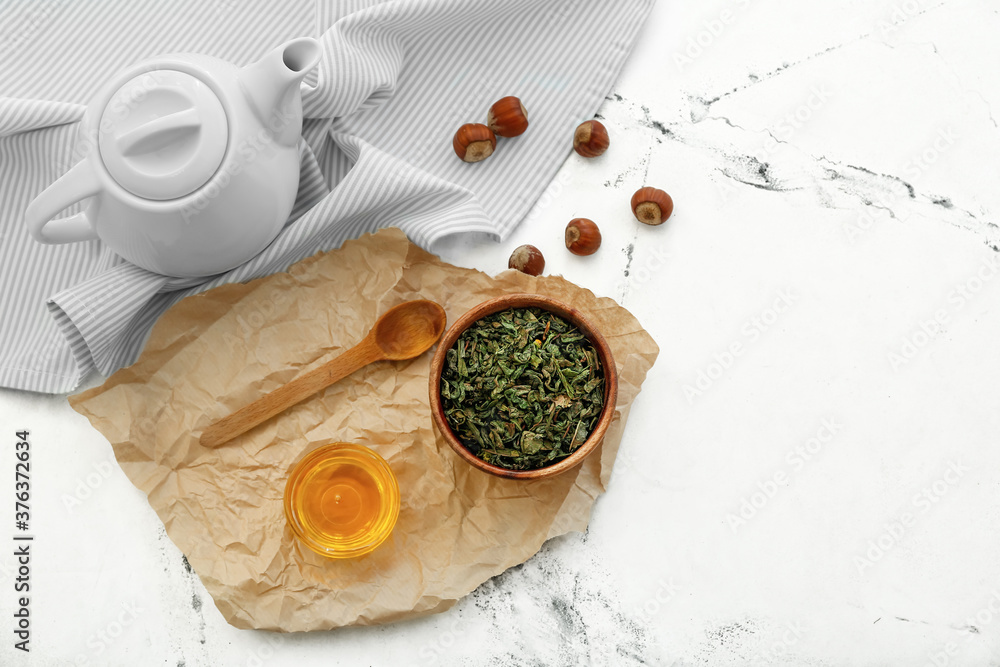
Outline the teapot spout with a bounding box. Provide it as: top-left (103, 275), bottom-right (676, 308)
top-left (240, 38), bottom-right (321, 146)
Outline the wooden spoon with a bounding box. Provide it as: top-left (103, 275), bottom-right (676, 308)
top-left (199, 300), bottom-right (447, 448)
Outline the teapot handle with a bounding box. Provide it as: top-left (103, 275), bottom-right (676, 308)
top-left (25, 160), bottom-right (101, 244)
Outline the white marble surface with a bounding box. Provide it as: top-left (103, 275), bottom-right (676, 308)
top-left (3, 0), bottom-right (1000, 664)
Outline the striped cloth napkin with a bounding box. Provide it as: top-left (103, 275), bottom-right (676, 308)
top-left (0, 0), bottom-right (652, 393)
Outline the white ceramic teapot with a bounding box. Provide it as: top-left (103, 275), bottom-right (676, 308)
top-left (25, 38), bottom-right (321, 277)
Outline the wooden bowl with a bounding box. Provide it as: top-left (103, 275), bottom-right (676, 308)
top-left (428, 294), bottom-right (618, 480)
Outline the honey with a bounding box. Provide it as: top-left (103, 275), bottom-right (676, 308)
top-left (284, 443), bottom-right (399, 559)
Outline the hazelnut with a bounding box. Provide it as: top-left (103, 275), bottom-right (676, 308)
top-left (573, 120), bottom-right (609, 157)
top-left (453, 123), bottom-right (497, 162)
top-left (631, 187), bottom-right (673, 225)
top-left (508, 245), bottom-right (545, 276)
top-left (565, 218), bottom-right (601, 256)
top-left (487, 96), bottom-right (529, 137)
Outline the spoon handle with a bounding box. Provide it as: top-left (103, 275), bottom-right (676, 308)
top-left (199, 339), bottom-right (381, 448)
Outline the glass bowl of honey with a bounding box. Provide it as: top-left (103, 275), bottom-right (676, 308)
top-left (283, 442), bottom-right (400, 559)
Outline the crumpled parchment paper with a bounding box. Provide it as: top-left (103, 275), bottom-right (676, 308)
top-left (69, 228), bottom-right (659, 631)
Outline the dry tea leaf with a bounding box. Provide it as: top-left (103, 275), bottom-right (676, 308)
top-left (439, 307), bottom-right (604, 470)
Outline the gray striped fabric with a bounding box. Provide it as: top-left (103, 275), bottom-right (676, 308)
top-left (0, 0), bottom-right (653, 393)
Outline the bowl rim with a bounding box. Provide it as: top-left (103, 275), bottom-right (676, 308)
top-left (428, 293), bottom-right (618, 480)
top-left (283, 442), bottom-right (401, 558)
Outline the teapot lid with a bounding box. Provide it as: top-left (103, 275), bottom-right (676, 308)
top-left (98, 70), bottom-right (228, 201)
